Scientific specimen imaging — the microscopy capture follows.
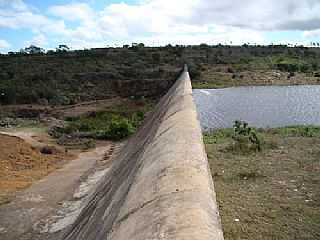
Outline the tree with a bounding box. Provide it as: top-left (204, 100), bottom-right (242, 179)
top-left (24, 45), bottom-right (45, 54)
top-left (0, 87), bottom-right (16, 105)
top-left (56, 44), bottom-right (70, 52)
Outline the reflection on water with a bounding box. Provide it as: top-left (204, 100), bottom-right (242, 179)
top-left (193, 85), bottom-right (320, 130)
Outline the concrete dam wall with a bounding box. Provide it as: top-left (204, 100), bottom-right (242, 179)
top-left (63, 66), bottom-right (224, 240)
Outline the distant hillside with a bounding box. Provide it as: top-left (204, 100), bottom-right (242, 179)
top-left (1, 45), bottom-right (320, 105)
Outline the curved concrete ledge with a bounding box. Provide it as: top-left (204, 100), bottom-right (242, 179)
top-left (63, 66), bottom-right (224, 240)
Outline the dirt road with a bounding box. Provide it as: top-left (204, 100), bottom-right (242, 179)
top-left (0, 131), bottom-right (118, 240)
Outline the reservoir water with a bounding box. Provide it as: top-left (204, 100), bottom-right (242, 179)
top-left (193, 85), bottom-right (320, 130)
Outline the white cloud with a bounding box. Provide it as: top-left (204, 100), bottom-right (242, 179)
top-left (189, 0), bottom-right (320, 31)
top-left (303, 29), bottom-right (320, 38)
top-left (48, 3), bottom-right (94, 22)
top-left (0, 39), bottom-right (10, 49)
top-left (1, 0), bottom-right (320, 50)
top-left (98, 0), bottom-right (203, 38)
top-left (0, 0), bottom-right (58, 31)
top-left (130, 28), bottom-right (265, 47)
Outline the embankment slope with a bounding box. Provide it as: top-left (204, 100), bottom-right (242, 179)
top-left (63, 67), bottom-right (224, 240)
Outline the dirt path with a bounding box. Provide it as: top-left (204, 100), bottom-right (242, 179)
top-left (0, 131), bottom-right (119, 240)
top-left (0, 130), bottom-right (48, 148)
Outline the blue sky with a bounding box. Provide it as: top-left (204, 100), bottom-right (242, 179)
top-left (0, 0), bottom-right (320, 52)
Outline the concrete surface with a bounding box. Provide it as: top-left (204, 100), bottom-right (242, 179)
top-left (63, 66), bottom-right (224, 240)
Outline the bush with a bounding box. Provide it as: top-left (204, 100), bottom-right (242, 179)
top-left (131, 111), bottom-right (145, 127)
top-left (288, 72), bottom-right (295, 78)
top-left (276, 63), bottom-right (300, 72)
top-left (49, 95), bottom-right (70, 106)
top-left (40, 146), bottom-right (59, 155)
top-left (84, 139), bottom-right (96, 149)
top-left (300, 64), bottom-right (311, 73)
top-left (227, 67), bottom-right (235, 73)
top-left (187, 61), bottom-right (202, 80)
top-left (0, 87), bottom-right (16, 104)
top-left (96, 119), bottom-right (134, 140)
top-left (232, 120), bottom-right (262, 153)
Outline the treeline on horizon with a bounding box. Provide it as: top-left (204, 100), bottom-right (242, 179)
top-left (2, 42), bottom-right (320, 56)
top-left (1, 43), bottom-right (320, 106)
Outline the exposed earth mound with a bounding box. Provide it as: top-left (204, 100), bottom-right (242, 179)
top-left (0, 134), bottom-right (72, 205)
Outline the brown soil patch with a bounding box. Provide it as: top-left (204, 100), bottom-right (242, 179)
top-left (0, 134), bottom-right (73, 205)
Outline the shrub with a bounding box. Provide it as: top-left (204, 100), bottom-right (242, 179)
top-left (131, 111), bottom-right (145, 127)
top-left (288, 72), bottom-right (295, 78)
top-left (300, 64), bottom-right (311, 73)
top-left (188, 63), bottom-right (201, 79)
top-left (84, 139), bottom-right (96, 149)
top-left (312, 62), bottom-right (318, 71)
top-left (49, 95), bottom-right (70, 106)
top-left (227, 67), bottom-right (235, 73)
top-left (276, 63), bottom-right (299, 72)
top-left (0, 87), bottom-right (16, 104)
top-left (96, 119), bottom-right (134, 141)
top-left (232, 120), bottom-right (262, 153)
top-left (109, 119), bottom-right (134, 140)
top-left (40, 146), bottom-right (58, 155)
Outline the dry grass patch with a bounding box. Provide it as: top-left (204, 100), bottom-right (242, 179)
top-left (205, 126), bottom-right (320, 240)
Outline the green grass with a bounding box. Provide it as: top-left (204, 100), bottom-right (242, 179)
top-left (203, 128), bottom-right (233, 144)
top-left (265, 125), bottom-right (320, 137)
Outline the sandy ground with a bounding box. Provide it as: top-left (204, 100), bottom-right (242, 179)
top-left (0, 130), bottom-right (119, 240)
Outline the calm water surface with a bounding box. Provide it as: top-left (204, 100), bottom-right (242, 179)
top-left (193, 85), bottom-right (320, 130)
